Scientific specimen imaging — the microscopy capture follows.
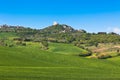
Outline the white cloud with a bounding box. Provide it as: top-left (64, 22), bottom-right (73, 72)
top-left (107, 27), bottom-right (120, 34)
top-left (113, 27), bottom-right (120, 34)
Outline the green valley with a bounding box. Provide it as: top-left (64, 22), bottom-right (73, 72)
top-left (0, 24), bottom-right (120, 80)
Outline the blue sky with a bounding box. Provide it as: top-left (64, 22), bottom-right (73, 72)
top-left (0, 0), bottom-right (120, 33)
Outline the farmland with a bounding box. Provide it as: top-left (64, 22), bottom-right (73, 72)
top-left (0, 42), bottom-right (120, 80)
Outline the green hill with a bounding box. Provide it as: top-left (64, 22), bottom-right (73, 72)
top-left (0, 42), bottom-right (120, 80)
top-left (41, 24), bottom-right (75, 34)
top-left (0, 32), bottom-right (17, 39)
top-left (0, 24), bottom-right (120, 80)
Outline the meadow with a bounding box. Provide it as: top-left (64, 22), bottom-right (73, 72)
top-left (0, 42), bottom-right (120, 80)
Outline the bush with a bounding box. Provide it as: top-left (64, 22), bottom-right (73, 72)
top-left (21, 43), bottom-right (26, 46)
top-left (16, 41), bottom-right (26, 46)
top-left (98, 54), bottom-right (112, 59)
top-left (8, 44), bottom-right (14, 47)
top-left (40, 40), bottom-right (49, 50)
top-left (16, 41), bottom-right (22, 45)
top-left (79, 51), bottom-right (92, 57)
top-left (23, 38), bottom-right (31, 41)
top-left (13, 38), bottom-right (22, 41)
top-left (78, 46), bottom-right (85, 49)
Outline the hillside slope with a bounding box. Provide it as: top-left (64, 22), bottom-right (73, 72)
top-left (41, 24), bottom-right (75, 34)
top-left (0, 43), bottom-right (120, 80)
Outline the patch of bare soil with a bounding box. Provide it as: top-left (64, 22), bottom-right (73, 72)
top-left (93, 48), bottom-right (108, 53)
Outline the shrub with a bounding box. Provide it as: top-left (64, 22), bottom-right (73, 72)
top-left (16, 41), bottom-right (22, 45)
top-left (40, 40), bottom-right (49, 50)
top-left (21, 43), bottom-right (26, 46)
top-left (79, 51), bottom-right (92, 57)
top-left (23, 38), bottom-right (32, 41)
top-left (13, 38), bottom-right (23, 41)
top-left (98, 54), bottom-right (112, 59)
top-left (8, 44), bottom-right (14, 47)
top-left (16, 41), bottom-right (26, 46)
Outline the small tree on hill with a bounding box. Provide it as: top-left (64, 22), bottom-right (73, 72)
top-left (40, 40), bottom-right (49, 50)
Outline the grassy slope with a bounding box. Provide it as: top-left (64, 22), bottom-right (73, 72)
top-left (0, 42), bottom-right (120, 80)
top-left (0, 32), bottom-right (17, 39)
top-left (48, 43), bottom-right (87, 55)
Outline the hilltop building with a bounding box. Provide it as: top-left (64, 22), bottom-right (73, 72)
top-left (53, 21), bottom-right (58, 26)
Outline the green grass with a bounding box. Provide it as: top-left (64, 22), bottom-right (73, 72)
top-left (0, 42), bottom-right (120, 80)
top-left (0, 32), bottom-right (17, 39)
top-left (48, 43), bottom-right (87, 55)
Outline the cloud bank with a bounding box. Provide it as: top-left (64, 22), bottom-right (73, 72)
top-left (107, 27), bottom-right (120, 34)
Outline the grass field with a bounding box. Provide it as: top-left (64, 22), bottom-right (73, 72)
top-left (0, 42), bottom-right (120, 80)
top-left (0, 32), bottom-right (17, 39)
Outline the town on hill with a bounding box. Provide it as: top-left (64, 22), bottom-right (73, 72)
top-left (0, 22), bottom-right (120, 59)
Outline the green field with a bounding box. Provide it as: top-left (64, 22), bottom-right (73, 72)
top-left (0, 42), bottom-right (120, 80)
top-left (0, 32), bottom-right (17, 39)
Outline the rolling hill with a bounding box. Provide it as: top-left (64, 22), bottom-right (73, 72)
top-left (41, 24), bottom-right (75, 34)
top-left (0, 42), bottom-right (120, 80)
top-left (0, 24), bottom-right (120, 80)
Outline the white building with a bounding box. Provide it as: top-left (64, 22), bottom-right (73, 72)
top-left (53, 21), bottom-right (58, 26)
